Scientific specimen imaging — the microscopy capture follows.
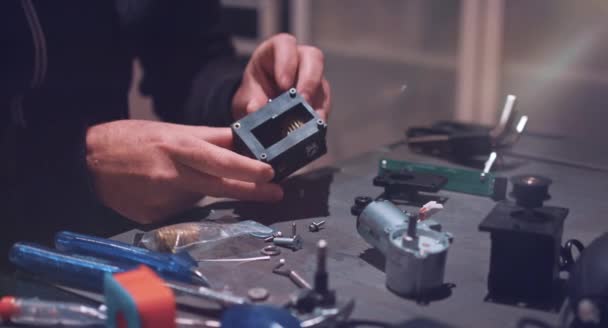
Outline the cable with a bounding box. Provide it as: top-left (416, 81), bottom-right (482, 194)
top-left (560, 239), bottom-right (585, 271)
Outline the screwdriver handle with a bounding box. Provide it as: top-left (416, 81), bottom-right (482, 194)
top-left (9, 242), bottom-right (126, 292)
top-left (55, 231), bottom-right (205, 286)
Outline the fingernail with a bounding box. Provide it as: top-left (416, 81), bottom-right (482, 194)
top-left (281, 76), bottom-right (292, 89)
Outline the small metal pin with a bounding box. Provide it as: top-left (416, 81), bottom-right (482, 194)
top-left (481, 151), bottom-right (498, 181)
top-left (317, 239), bottom-right (327, 274)
top-left (308, 221), bottom-right (326, 232)
top-left (289, 88), bottom-right (297, 98)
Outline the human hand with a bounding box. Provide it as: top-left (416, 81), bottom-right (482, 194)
top-left (86, 120), bottom-right (283, 224)
top-left (232, 33), bottom-right (331, 121)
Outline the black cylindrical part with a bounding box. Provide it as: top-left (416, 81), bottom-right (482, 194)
top-left (511, 175), bottom-right (552, 208)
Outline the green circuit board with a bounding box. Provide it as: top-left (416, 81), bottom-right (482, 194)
top-left (378, 158), bottom-right (506, 199)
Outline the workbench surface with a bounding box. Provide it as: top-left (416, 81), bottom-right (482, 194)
top-left (2, 135), bottom-right (607, 327)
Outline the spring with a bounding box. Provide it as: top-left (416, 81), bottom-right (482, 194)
top-left (153, 223), bottom-right (201, 253)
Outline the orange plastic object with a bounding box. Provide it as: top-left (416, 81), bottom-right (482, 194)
top-left (0, 296), bottom-right (18, 320)
top-left (110, 266), bottom-right (176, 328)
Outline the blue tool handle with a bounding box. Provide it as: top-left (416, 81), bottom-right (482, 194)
top-left (55, 231), bottom-right (203, 286)
top-left (9, 242), bottom-right (126, 292)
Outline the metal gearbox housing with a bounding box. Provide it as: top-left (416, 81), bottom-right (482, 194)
top-left (231, 88), bottom-right (328, 181)
top-left (352, 199), bottom-right (452, 296)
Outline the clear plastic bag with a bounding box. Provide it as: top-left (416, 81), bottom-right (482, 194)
top-left (139, 220), bottom-right (274, 253)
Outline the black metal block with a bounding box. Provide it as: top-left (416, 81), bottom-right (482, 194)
top-left (231, 88), bottom-right (328, 181)
top-left (479, 201), bottom-right (568, 301)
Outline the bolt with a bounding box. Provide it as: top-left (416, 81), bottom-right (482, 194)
top-left (308, 220), bottom-right (326, 232)
top-left (289, 88), bottom-right (297, 97)
top-left (291, 222), bottom-right (297, 237)
top-left (273, 235), bottom-right (303, 251)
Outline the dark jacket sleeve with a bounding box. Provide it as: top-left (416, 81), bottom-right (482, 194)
top-left (129, 0), bottom-right (244, 126)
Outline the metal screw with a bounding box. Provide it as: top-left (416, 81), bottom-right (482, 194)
top-left (291, 222), bottom-right (297, 238)
top-left (308, 221), bottom-right (326, 232)
top-left (273, 235), bottom-right (303, 251)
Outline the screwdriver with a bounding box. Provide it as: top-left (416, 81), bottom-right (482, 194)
top-left (9, 242), bottom-right (246, 306)
top-left (0, 296), bottom-right (221, 327)
top-left (54, 231), bottom-right (208, 286)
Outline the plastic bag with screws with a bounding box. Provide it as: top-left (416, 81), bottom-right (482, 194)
top-left (138, 220), bottom-right (275, 253)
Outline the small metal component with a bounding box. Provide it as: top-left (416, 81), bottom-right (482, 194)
top-left (308, 221), bottom-right (326, 232)
top-left (283, 119), bottom-right (305, 136)
top-left (480, 151), bottom-right (498, 181)
top-left (273, 231), bottom-right (283, 238)
top-left (292, 222), bottom-right (297, 238)
top-left (510, 174), bottom-right (552, 208)
top-left (260, 245), bottom-right (281, 256)
top-left (233, 122), bottom-right (240, 129)
top-left (273, 235), bottom-right (303, 251)
top-left (289, 87), bottom-right (297, 97)
top-left (264, 236), bottom-right (275, 242)
top-left (273, 259), bottom-right (312, 289)
top-left (406, 214), bottom-right (418, 240)
top-left (247, 287), bottom-right (270, 302)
